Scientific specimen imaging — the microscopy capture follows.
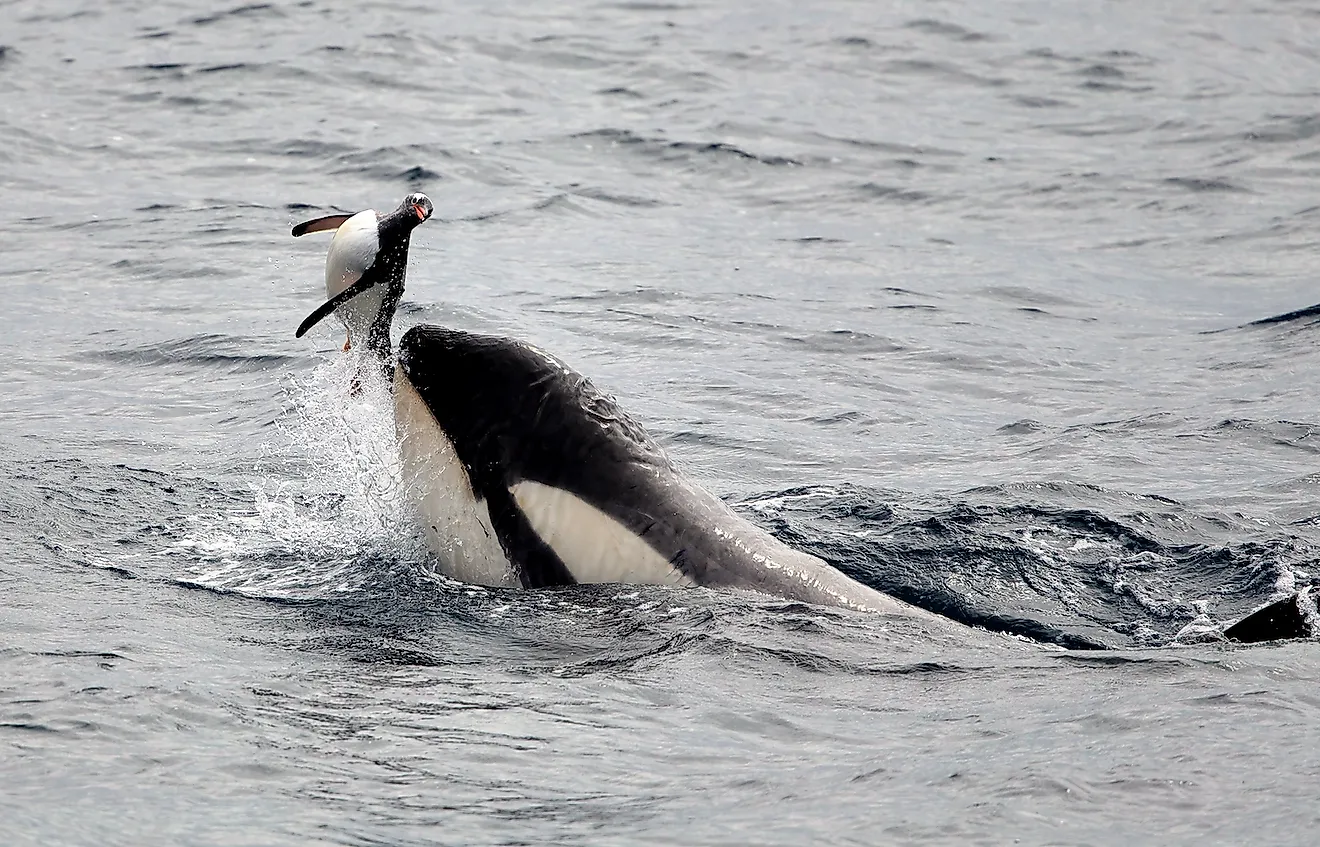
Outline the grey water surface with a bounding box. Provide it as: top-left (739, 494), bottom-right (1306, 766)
top-left (3, 0), bottom-right (1320, 844)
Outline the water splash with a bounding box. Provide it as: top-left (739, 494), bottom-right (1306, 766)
top-left (171, 353), bottom-right (432, 598)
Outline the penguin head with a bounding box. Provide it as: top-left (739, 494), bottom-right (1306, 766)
top-left (401, 193), bottom-right (433, 224)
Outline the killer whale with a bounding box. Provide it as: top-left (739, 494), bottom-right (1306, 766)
top-left (391, 323), bottom-right (944, 618)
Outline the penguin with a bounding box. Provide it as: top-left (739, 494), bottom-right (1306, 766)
top-left (291, 192), bottom-right (433, 364)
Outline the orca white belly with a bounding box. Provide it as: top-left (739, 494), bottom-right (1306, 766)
top-left (394, 372), bottom-right (519, 588)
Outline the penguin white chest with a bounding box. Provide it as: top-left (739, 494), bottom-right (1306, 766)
top-left (323, 209), bottom-right (382, 340)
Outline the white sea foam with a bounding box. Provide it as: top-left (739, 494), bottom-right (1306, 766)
top-left (171, 353), bottom-right (435, 598)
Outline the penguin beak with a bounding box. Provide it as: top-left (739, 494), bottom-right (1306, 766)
top-left (413, 204), bottom-right (429, 221)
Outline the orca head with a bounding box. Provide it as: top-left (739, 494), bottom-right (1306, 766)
top-left (393, 325), bottom-right (690, 591)
top-left (395, 325), bottom-right (666, 492)
top-left (394, 325), bottom-right (544, 479)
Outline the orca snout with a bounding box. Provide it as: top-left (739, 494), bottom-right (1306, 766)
top-left (398, 325), bottom-right (458, 381)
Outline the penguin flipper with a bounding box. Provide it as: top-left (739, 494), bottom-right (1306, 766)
top-left (295, 263), bottom-right (383, 339)
top-left (292, 214), bottom-right (354, 237)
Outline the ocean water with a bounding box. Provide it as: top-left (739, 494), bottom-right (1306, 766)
top-left (3, 0), bottom-right (1320, 843)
